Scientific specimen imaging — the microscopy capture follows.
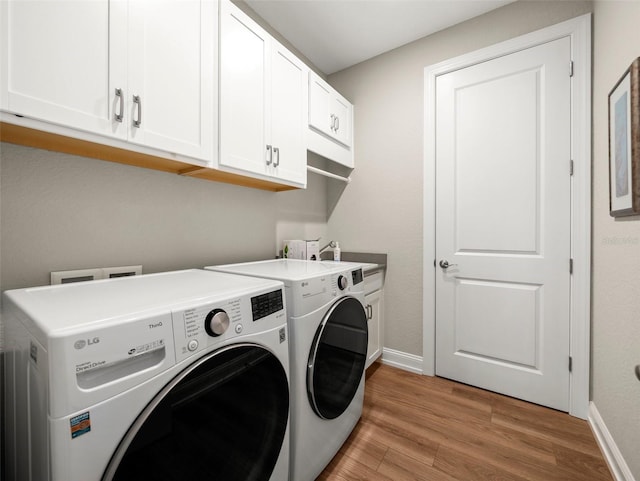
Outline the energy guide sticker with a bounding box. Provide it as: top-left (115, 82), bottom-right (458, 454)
top-left (70, 412), bottom-right (91, 439)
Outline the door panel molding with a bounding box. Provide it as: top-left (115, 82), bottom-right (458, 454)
top-left (423, 13), bottom-right (591, 419)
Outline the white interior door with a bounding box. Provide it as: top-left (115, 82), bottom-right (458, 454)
top-left (435, 37), bottom-right (572, 411)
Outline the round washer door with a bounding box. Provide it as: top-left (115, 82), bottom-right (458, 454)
top-left (103, 344), bottom-right (289, 481)
top-left (307, 296), bottom-right (368, 420)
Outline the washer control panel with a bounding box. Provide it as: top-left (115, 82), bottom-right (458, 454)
top-left (251, 289), bottom-right (284, 321)
top-left (172, 287), bottom-right (286, 363)
top-left (204, 309), bottom-right (231, 337)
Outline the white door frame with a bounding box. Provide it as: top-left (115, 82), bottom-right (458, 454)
top-left (423, 14), bottom-right (592, 419)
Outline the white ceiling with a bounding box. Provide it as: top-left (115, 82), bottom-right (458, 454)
top-left (245, 0), bottom-right (515, 75)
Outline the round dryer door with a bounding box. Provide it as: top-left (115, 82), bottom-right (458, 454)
top-left (307, 296), bottom-right (368, 420)
top-left (103, 344), bottom-right (289, 481)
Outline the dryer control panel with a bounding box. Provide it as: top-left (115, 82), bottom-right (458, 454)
top-left (289, 268), bottom-right (365, 317)
top-left (329, 268), bottom-right (364, 294)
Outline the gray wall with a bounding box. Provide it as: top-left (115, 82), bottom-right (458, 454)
top-left (0, 142), bottom-right (326, 290)
top-left (326, 0), bottom-right (593, 357)
top-left (591, 1), bottom-right (640, 477)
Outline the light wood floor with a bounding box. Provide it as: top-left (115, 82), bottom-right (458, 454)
top-left (318, 363), bottom-right (613, 481)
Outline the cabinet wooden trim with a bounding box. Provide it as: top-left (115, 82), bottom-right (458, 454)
top-left (0, 122), bottom-right (298, 192)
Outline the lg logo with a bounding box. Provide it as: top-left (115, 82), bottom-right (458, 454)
top-left (74, 337), bottom-right (100, 350)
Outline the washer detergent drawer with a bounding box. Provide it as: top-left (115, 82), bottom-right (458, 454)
top-left (76, 346), bottom-right (166, 390)
top-left (47, 312), bottom-right (176, 418)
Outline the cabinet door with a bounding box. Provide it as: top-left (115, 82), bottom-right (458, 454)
top-left (308, 72), bottom-right (333, 138)
top-left (127, 0), bottom-right (216, 162)
top-left (331, 95), bottom-right (352, 148)
top-left (219, 1), bottom-right (269, 176)
top-left (365, 289), bottom-right (383, 368)
top-left (1, 0), bottom-right (126, 138)
top-left (270, 42), bottom-right (307, 186)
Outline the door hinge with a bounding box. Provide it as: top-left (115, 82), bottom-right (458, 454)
top-left (569, 60), bottom-right (574, 77)
top-left (570, 159), bottom-right (574, 176)
top-left (569, 258), bottom-right (574, 274)
top-left (569, 356), bottom-right (573, 372)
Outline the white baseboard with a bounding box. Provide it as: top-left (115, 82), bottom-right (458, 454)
top-left (381, 348), bottom-right (424, 374)
top-left (588, 402), bottom-right (636, 481)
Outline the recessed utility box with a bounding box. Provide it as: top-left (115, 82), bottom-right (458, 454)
top-left (50, 266), bottom-right (142, 285)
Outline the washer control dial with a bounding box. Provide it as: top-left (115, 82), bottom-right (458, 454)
top-left (337, 275), bottom-right (348, 290)
top-left (204, 309), bottom-right (230, 337)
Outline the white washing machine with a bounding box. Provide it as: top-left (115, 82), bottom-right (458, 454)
top-left (3, 269), bottom-right (290, 481)
top-left (207, 259), bottom-right (368, 481)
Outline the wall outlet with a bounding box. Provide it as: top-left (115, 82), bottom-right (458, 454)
top-left (102, 265), bottom-right (142, 279)
top-left (50, 268), bottom-right (104, 285)
top-left (50, 265), bottom-right (143, 285)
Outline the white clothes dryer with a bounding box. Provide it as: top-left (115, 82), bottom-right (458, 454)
top-left (3, 269), bottom-right (290, 481)
top-left (207, 259), bottom-right (368, 481)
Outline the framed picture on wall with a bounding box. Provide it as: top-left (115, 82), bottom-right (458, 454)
top-left (609, 57), bottom-right (640, 217)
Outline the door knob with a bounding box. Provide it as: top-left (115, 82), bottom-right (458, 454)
top-left (439, 260), bottom-right (457, 269)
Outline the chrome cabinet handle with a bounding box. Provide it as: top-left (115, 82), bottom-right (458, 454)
top-left (266, 144), bottom-right (273, 165)
top-left (330, 114), bottom-right (335, 131)
top-left (335, 115), bottom-right (339, 132)
top-left (439, 260), bottom-right (458, 269)
top-left (273, 147), bottom-right (280, 167)
top-left (114, 88), bottom-right (124, 122)
top-left (366, 304), bottom-right (373, 320)
top-left (132, 95), bottom-right (141, 128)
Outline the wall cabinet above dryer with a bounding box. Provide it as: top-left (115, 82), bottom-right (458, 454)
top-left (218, 0), bottom-right (308, 188)
top-left (307, 72), bottom-right (354, 168)
top-left (1, 0), bottom-right (217, 163)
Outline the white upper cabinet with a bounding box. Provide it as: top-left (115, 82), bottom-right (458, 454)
top-left (126, 0), bottom-right (217, 161)
top-left (219, 0), bottom-right (307, 187)
top-left (219, 1), bottom-right (268, 178)
top-left (309, 73), bottom-right (352, 147)
top-left (269, 42), bottom-right (307, 186)
top-left (308, 71), bottom-right (354, 168)
top-left (1, 0), bottom-right (122, 137)
top-left (1, 0), bottom-right (216, 163)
